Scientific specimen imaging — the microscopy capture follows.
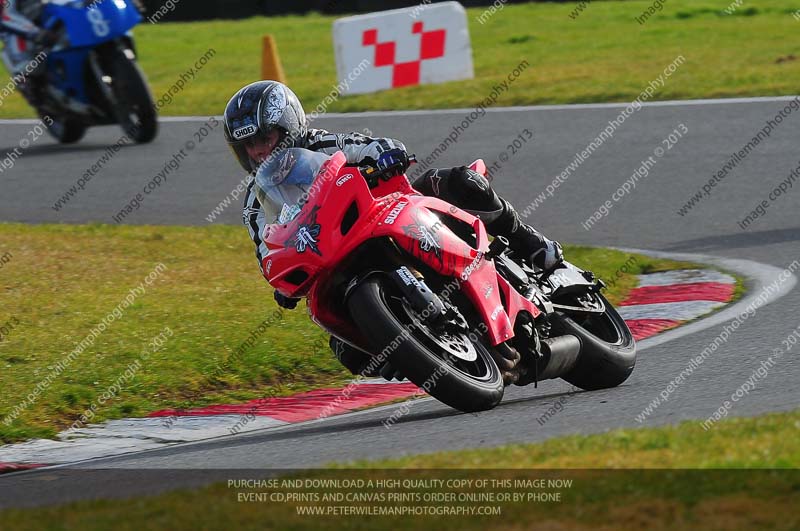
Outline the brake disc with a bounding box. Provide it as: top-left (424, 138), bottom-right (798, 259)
top-left (403, 301), bottom-right (478, 362)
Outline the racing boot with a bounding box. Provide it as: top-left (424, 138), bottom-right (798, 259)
top-left (481, 196), bottom-right (563, 271)
top-left (414, 166), bottom-right (563, 271)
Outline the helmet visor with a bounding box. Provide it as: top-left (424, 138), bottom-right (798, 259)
top-left (229, 127), bottom-right (287, 173)
top-left (254, 148), bottom-right (331, 224)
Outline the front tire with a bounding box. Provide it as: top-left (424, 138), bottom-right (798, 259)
top-left (551, 294), bottom-right (636, 390)
top-left (349, 276), bottom-right (504, 413)
top-left (42, 114), bottom-right (86, 144)
top-left (107, 48), bottom-right (157, 143)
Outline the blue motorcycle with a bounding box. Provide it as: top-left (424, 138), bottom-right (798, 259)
top-left (37, 0), bottom-right (156, 143)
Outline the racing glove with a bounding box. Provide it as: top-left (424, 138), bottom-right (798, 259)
top-left (375, 148), bottom-right (410, 177)
top-left (274, 290), bottom-right (300, 310)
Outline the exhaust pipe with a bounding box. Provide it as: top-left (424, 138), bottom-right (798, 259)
top-left (537, 335), bottom-right (581, 380)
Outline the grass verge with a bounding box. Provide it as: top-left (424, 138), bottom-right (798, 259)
top-left (1, 1), bottom-right (799, 117)
top-left (0, 410), bottom-right (797, 530)
top-left (0, 223), bottom-right (700, 443)
top-left (339, 409), bottom-right (800, 469)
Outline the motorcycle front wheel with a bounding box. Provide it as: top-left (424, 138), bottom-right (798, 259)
top-left (105, 47), bottom-right (157, 144)
top-left (349, 275), bottom-right (504, 413)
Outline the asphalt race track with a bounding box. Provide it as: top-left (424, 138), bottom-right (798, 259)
top-left (1, 97), bottom-right (799, 506)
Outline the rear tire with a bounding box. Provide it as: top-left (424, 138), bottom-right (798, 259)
top-left (349, 276), bottom-right (504, 413)
top-left (552, 294), bottom-right (636, 390)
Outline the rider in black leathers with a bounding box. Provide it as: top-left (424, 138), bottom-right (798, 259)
top-left (225, 81), bottom-right (563, 376)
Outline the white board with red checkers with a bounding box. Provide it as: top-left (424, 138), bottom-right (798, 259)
top-left (332, 1), bottom-right (474, 95)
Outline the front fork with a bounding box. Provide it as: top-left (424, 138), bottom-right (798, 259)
top-left (388, 266), bottom-right (448, 325)
top-left (383, 242), bottom-right (582, 387)
top-left (87, 40), bottom-right (135, 113)
top-left (88, 50), bottom-right (114, 106)
top-left (387, 264), bottom-right (526, 386)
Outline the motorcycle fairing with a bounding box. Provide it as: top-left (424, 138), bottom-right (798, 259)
top-left (263, 151), bottom-right (541, 348)
top-left (374, 196), bottom-right (541, 346)
top-left (43, 0), bottom-right (141, 48)
top-left (42, 0), bottom-right (141, 105)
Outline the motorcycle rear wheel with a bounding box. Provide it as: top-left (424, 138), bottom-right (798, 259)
top-left (349, 276), bottom-right (504, 413)
top-left (551, 293), bottom-right (636, 390)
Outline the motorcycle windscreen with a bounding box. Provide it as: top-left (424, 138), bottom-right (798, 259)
top-left (46, 0), bottom-right (142, 48)
top-left (254, 148), bottom-right (332, 224)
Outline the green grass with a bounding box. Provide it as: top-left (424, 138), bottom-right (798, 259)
top-left (1, 410), bottom-right (797, 530)
top-left (0, 223), bottom-right (340, 443)
top-left (0, 223), bottom-right (697, 443)
top-left (2, 1), bottom-right (799, 118)
top-left (340, 409), bottom-right (800, 469)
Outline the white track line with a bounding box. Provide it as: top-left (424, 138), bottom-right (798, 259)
top-left (1, 96), bottom-right (797, 125)
top-left (317, 96), bottom-right (800, 118)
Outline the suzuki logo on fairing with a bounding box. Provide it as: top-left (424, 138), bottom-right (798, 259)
top-left (336, 174), bottom-right (353, 186)
top-left (383, 200), bottom-right (408, 224)
top-left (490, 305), bottom-right (503, 321)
